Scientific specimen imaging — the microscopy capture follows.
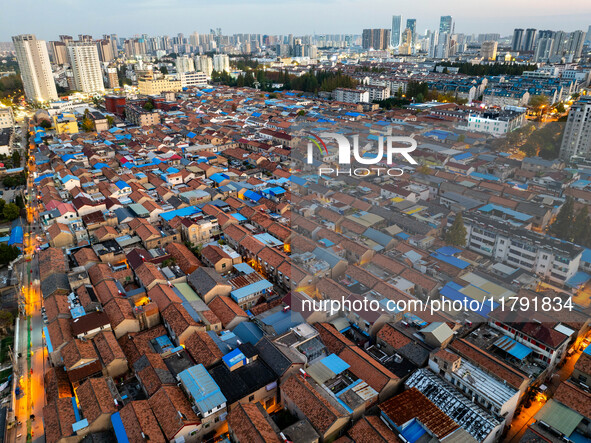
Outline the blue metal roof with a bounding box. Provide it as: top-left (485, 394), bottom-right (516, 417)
top-left (436, 246), bottom-right (462, 256)
top-left (440, 283), bottom-right (498, 317)
top-left (160, 205), bottom-right (202, 221)
top-left (178, 364), bottom-right (227, 414)
top-left (230, 279), bottom-right (273, 302)
top-left (233, 263), bottom-right (255, 274)
top-left (260, 310), bottom-right (305, 335)
top-left (111, 412), bottom-right (129, 443)
top-left (243, 190), bottom-right (262, 202)
top-left (431, 252), bottom-right (469, 269)
top-left (321, 354), bottom-right (350, 375)
top-left (232, 322), bottom-right (263, 345)
top-left (493, 335), bottom-right (532, 360)
top-left (222, 348), bottom-right (246, 368)
top-left (565, 271), bottom-right (591, 289)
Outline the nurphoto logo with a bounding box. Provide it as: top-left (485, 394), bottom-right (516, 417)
top-left (306, 132), bottom-right (418, 176)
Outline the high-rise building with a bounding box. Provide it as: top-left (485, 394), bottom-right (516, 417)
top-left (391, 15), bottom-right (402, 47)
top-left (195, 55), bottom-right (213, 76)
top-left (49, 41), bottom-right (68, 64)
top-left (212, 54), bottom-right (230, 73)
top-left (176, 55), bottom-right (195, 74)
top-left (96, 40), bottom-right (114, 62)
top-left (480, 41), bottom-right (498, 60)
top-left (362, 29), bottom-right (391, 50)
top-left (587, 26), bottom-right (591, 43)
top-left (511, 28), bottom-right (524, 51)
top-left (66, 41), bottom-right (105, 93)
top-left (534, 31), bottom-right (555, 62)
top-left (565, 30), bottom-right (586, 60)
top-left (107, 67), bottom-right (119, 89)
top-left (406, 19), bottom-right (417, 44)
top-left (399, 28), bottom-right (413, 55)
top-left (560, 96), bottom-right (591, 161)
top-left (523, 28), bottom-right (537, 51)
top-left (439, 16), bottom-right (454, 35)
top-left (12, 34), bottom-right (58, 102)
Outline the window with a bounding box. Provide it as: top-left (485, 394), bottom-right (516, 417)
top-left (248, 395), bottom-right (254, 401)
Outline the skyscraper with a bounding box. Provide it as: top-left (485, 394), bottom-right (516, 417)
top-left (534, 31), bottom-right (555, 61)
top-left (560, 96), bottom-right (591, 161)
top-left (565, 30), bottom-right (586, 60)
top-left (406, 19), bottom-right (417, 44)
top-left (523, 28), bottom-right (537, 51)
top-left (66, 41), bottom-right (105, 93)
top-left (362, 29), bottom-right (391, 50)
top-left (12, 34), bottom-right (58, 102)
top-left (511, 29), bottom-right (524, 51)
top-left (391, 15), bottom-right (402, 47)
top-left (439, 16), bottom-right (454, 35)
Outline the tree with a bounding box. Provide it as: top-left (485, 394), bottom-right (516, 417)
top-left (106, 115), bottom-right (115, 128)
top-left (549, 197), bottom-right (575, 241)
top-left (81, 117), bottom-right (94, 132)
top-left (573, 206), bottom-right (591, 246)
top-left (530, 95), bottom-right (550, 116)
top-left (555, 103), bottom-right (566, 113)
top-left (11, 150), bottom-right (20, 167)
top-left (445, 213), bottom-right (467, 246)
top-left (14, 195), bottom-right (24, 209)
top-left (39, 120), bottom-right (51, 129)
top-left (2, 203), bottom-right (19, 221)
top-left (0, 199), bottom-right (6, 213)
top-left (0, 244), bottom-right (19, 265)
top-left (159, 66), bottom-right (168, 75)
top-left (143, 100), bottom-right (155, 112)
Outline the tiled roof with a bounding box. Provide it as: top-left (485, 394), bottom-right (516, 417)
top-left (148, 386), bottom-right (200, 440)
top-left (93, 330), bottom-right (126, 366)
top-left (379, 387), bottom-right (459, 439)
top-left (281, 374), bottom-right (345, 436)
top-left (348, 416), bottom-right (401, 443)
top-left (228, 403), bottom-right (282, 443)
top-left (77, 377), bottom-right (117, 423)
top-left (119, 400), bottom-right (167, 443)
top-left (208, 296), bottom-right (247, 327)
top-left (184, 331), bottom-right (224, 368)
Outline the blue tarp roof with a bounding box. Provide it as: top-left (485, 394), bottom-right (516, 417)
top-left (581, 249), bottom-right (591, 263)
top-left (234, 262), bottom-right (255, 274)
top-left (289, 175), bottom-right (307, 186)
top-left (321, 354), bottom-right (350, 374)
top-left (401, 419), bottom-right (427, 443)
top-left (8, 226), bottom-right (23, 246)
top-left (493, 335), bottom-right (532, 360)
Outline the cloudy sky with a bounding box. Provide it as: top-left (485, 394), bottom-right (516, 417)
top-left (2, 0), bottom-right (591, 41)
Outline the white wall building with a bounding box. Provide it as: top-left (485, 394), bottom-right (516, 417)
top-left (195, 55), bottom-right (213, 76)
top-left (462, 213), bottom-right (583, 285)
top-left (212, 54), bottom-right (230, 73)
top-left (333, 88), bottom-right (369, 104)
top-left (467, 110), bottom-right (525, 135)
top-left (0, 108), bottom-right (15, 129)
top-left (67, 42), bottom-right (105, 93)
top-left (12, 34), bottom-right (58, 102)
top-left (175, 55), bottom-right (195, 74)
top-left (178, 71), bottom-right (208, 88)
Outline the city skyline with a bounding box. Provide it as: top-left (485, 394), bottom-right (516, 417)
top-left (2, 0), bottom-right (591, 41)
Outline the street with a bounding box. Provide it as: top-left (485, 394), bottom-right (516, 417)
top-left (7, 121), bottom-right (45, 443)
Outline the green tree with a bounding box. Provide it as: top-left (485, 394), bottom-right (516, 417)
top-left (159, 66), bottom-right (168, 75)
top-left (106, 115), bottom-right (115, 128)
top-left (11, 150), bottom-right (21, 167)
top-left (549, 197), bottom-right (575, 241)
top-left (573, 206), bottom-right (591, 246)
top-left (142, 100), bottom-right (155, 112)
top-left (0, 244), bottom-right (19, 265)
top-left (445, 213), bottom-right (467, 246)
top-left (2, 203), bottom-right (19, 221)
top-left (0, 199), bottom-right (6, 213)
top-left (555, 103), bottom-right (566, 113)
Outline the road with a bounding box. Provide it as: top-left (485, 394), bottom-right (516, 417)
top-left (8, 121), bottom-right (45, 443)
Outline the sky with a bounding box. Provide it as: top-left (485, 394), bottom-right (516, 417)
top-left (2, 0), bottom-right (591, 41)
